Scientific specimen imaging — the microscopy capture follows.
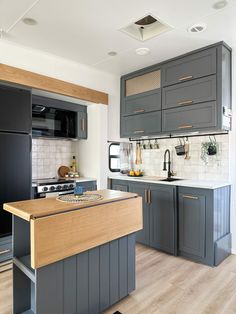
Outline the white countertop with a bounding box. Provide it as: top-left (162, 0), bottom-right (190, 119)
top-left (109, 175), bottom-right (230, 189)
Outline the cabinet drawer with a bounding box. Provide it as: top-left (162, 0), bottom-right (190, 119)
top-left (121, 111), bottom-right (161, 137)
top-left (162, 48), bottom-right (216, 86)
top-left (163, 75), bottom-right (216, 110)
top-left (0, 238), bottom-right (12, 262)
top-left (123, 89), bottom-right (161, 116)
top-left (162, 101), bottom-right (217, 133)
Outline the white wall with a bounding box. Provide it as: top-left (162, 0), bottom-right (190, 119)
top-left (0, 40), bottom-right (120, 188)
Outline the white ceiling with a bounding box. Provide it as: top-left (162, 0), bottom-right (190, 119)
top-left (0, 0), bottom-right (236, 75)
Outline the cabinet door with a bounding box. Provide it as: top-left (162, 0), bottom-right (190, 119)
top-left (162, 47), bottom-right (216, 86)
top-left (112, 183), bottom-right (129, 192)
top-left (121, 111), bottom-right (161, 138)
top-left (77, 181), bottom-right (97, 192)
top-left (77, 111), bottom-right (87, 139)
top-left (162, 75), bottom-right (216, 110)
top-left (123, 89), bottom-right (161, 116)
top-left (0, 85), bottom-right (31, 133)
top-left (149, 185), bottom-right (176, 254)
top-left (129, 183), bottom-right (150, 246)
top-left (162, 101), bottom-right (217, 133)
top-left (179, 191), bottom-right (206, 258)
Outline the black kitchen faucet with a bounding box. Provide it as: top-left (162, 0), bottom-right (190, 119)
top-left (163, 149), bottom-right (172, 179)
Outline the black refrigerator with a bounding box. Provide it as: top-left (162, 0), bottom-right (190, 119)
top-left (0, 84), bottom-right (32, 238)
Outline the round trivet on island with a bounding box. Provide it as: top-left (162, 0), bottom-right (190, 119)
top-left (56, 193), bottom-right (103, 203)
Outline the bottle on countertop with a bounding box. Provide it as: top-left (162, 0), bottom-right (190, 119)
top-left (71, 155), bottom-right (77, 173)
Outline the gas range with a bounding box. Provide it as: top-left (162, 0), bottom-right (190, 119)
top-left (33, 178), bottom-right (76, 194)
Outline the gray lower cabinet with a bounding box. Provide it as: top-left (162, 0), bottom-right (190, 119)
top-left (129, 183), bottom-right (150, 246)
top-left (76, 180), bottom-right (97, 192)
top-left (149, 185), bottom-right (176, 254)
top-left (121, 111), bottom-right (161, 138)
top-left (178, 186), bottom-right (231, 266)
top-left (162, 75), bottom-right (216, 110)
top-left (162, 101), bottom-right (217, 133)
top-left (111, 180), bottom-right (129, 192)
top-left (162, 47), bottom-right (217, 87)
top-left (128, 181), bottom-right (176, 254)
top-left (77, 111), bottom-right (87, 139)
top-left (0, 235), bottom-right (12, 263)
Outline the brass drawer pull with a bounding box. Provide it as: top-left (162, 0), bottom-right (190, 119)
top-left (178, 125), bottom-right (193, 129)
top-left (148, 190), bottom-right (151, 204)
top-left (178, 100), bottom-right (193, 105)
top-left (183, 195), bottom-right (199, 200)
top-left (133, 130), bottom-right (144, 134)
top-left (81, 118), bottom-right (85, 131)
top-left (144, 189), bottom-right (148, 203)
top-left (0, 249), bottom-right (11, 255)
top-left (134, 109), bottom-right (145, 114)
top-left (179, 75), bottom-right (193, 81)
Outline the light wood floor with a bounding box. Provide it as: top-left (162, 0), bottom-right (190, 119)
top-left (1, 245), bottom-right (236, 314)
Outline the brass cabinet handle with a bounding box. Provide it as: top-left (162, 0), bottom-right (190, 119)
top-left (148, 190), bottom-right (151, 204)
top-left (0, 249), bottom-right (11, 255)
top-left (183, 195), bottom-right (199, 200)
top-left (178, 100), bottom-right (193, 105)
top-left (144, 189), bottom-right (148, 203)
top-left (134, 130), bottom-right (144, 134)
top-left (134, 109), bottom-right (145, 114)
top-left (179, 75), bottom-right (193, 81)
top-left (178, 125), bottom-right (193, 129)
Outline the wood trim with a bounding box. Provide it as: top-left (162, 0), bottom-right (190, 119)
top-left (30, 196), bottom-right (142, 268)
top-left (4, 190), bottom-right (139, 221)
top-left (0, 63), bottom-right (108, 105)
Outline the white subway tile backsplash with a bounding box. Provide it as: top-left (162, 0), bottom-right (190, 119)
top-left (136, 135), bottom-right (229, 181)
top-left (32, 138), bottom-right (76, 179)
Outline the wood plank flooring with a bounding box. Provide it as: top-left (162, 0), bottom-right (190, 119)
top-left (1, 245), bottom-right (236, 314)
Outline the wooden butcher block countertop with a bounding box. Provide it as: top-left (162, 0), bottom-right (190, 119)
top-left (3, 189), bottom-right (139, 221)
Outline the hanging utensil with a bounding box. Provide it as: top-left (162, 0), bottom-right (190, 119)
top-left (135, 142), bottom-right (142, 165)
top-left (184, 137), bottom-right (191, 160)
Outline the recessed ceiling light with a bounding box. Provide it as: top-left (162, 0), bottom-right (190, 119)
top-left (187, 23), bottom-right (207, 33)
top-left (213, 0), bottom-right (228, 9)
top-left (135, 47), bottom-right (150, 56)
top-left (108, 51), bottom-right (117, 56)
top-left (22, 17), bottom-right (37, 26)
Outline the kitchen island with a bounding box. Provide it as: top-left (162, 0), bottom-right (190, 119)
top-left (4, 189), bottom-right (142, 314)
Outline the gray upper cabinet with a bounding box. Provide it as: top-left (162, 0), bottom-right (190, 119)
top-left (120, 42), bottom-right (231, 138)
top-left (162, 48), bottom-right (216, 87)
top-left (121, 111), bottom-right (161, 138)
top-left (162, 101), bottom-right (217, 133)
top-left (162, 75), bottom-right (216, 110)
top-left (179, 191), bottom-right (206, 258)
top-left (123, 89), bottom-right (161, 116)
top-left (77, 111), bottom-right (87, 139)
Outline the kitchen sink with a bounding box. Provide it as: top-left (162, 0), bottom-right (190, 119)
top-left (160, 178), bottom-right (183, 182)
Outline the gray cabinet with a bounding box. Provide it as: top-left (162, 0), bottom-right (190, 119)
top-left (76, 180), bottom-right (97, 192)
top-left (0, 235), bottom-right (12, 263)
top-left (179, 192), bottom-right (206, 258)
top-left (162, 48), bottom-right (216, 87)
top-left (149, 185), bottom-right (176, 254)
top-left (77, 111), bottom-right (87, 139)
top-left (162, 75), bottom-right (216, 110)
top-left (120, 42), bottom-right (231, 138)
top-left (121, 111), bottom-right (161, 138)
top-left (178, 186), bottom-right (231, 266)
top-left (112, 182), bottom-right (129, 192)
top-left (129, 183), bottom-right (150, 246)
top-left (162, 101), bottom-right (217, 133)
top-left (122, 89), bottom-right (161, 116)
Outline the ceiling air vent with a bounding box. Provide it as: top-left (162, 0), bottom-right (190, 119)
top-left (188, 23), bottom-right (207, 33)
top-left (120, 14), bottom-right (172, 42)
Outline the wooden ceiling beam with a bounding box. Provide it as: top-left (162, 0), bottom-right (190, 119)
top-left (0, 63), bottom-right (108, 105)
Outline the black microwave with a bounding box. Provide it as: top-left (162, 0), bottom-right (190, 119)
top-left (32, 104), bottom-right (77, 139)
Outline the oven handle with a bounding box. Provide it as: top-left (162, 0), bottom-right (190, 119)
top-left (58, 189), bottom-right (74, 196)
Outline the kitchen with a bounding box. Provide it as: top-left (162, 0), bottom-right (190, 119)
top-left (0, 0), bottom-right (236, 313)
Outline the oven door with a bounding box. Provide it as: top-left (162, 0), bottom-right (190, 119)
top-left (36, 190), bottom-right (74, 199)
top-left (32, 105), bottom-right (77, 139)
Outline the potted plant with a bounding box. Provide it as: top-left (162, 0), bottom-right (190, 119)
top-left (201, 136), bottom-right (218, 164)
